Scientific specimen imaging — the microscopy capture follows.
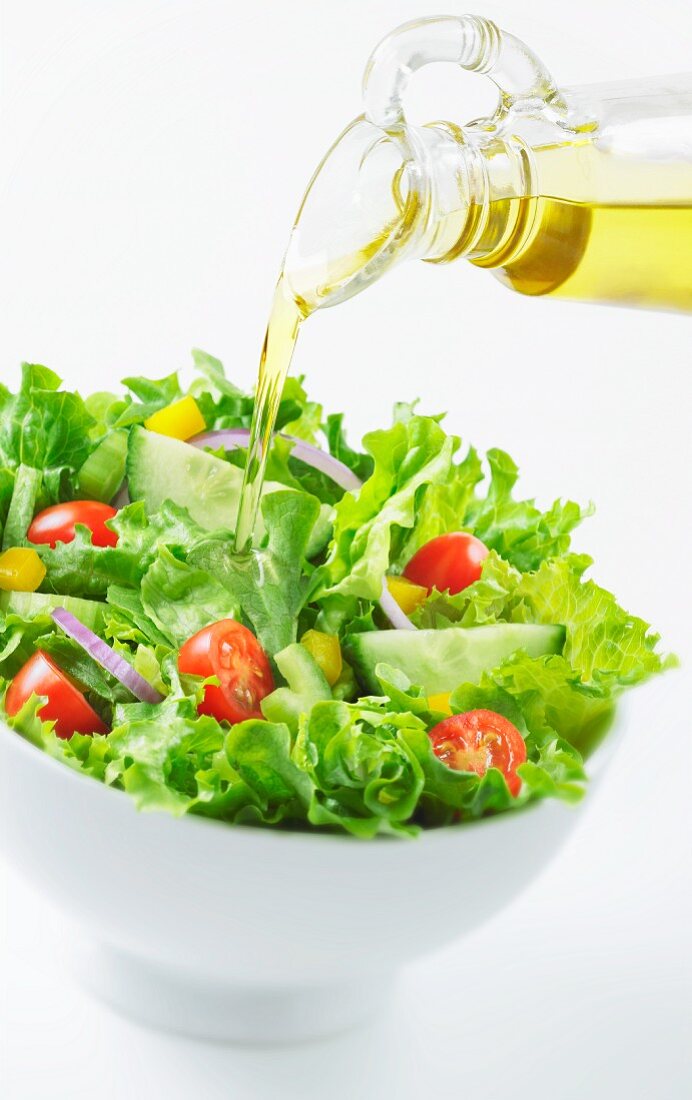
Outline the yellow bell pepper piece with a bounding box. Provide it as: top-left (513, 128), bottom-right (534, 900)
top-left (386, 575), bottom-right (428, 615)
top-left (144, 396), bottom-right (206, 441)
top-left (301, 629), bottom-right (343, 687)
top-left (0, 547), bottom-right (46, 592)
top-left (428, 692), bottom-right (452, 715)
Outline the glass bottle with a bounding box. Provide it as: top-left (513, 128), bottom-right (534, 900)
top-left (284, 14), bottom-right (692, 313)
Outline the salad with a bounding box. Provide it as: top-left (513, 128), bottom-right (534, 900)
top-left (0, 354), bottom-right (672, 837)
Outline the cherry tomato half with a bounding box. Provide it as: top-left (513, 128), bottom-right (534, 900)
top-left (5, 650), bottom-right (108, 739)
top-left (403, 532), bottom-right (489, 595)
top-left (429, 709), bottom-right (526, 797)
top-left (28, 501), bottom-right (119, 549)
top-left (178, 619), bottom-right (275, 725)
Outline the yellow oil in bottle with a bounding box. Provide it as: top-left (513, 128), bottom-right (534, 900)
top-left (481, 197), bottom-right (692, 310)
top-left (479, 143), bottom-right (692, 309)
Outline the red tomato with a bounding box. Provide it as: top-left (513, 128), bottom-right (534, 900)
top-left (5, 650), bottom-right (107, 739)
top-left (178, 619), bottom-right (274, 725)
top-left (27, 501), bottom-right (119, 549)
top-left (403, 532), bottom-right (489, 595)
top-left (429, 709), bottom-right (526, 797)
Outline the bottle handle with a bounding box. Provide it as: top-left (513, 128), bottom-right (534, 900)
top-left (362, 14), bottom-right (563, 131)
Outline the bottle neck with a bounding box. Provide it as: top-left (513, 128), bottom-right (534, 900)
top-left (408, 123), bottom-right (536, 268)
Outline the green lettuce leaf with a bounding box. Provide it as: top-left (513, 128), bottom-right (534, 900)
top-left (294, 699), bottom-right (426, 837)
top-left (324, 412), bottom-right (374, 482)
top-left (104, 585), bottom-right (174, 648)
top-left (2, 464), bottom-right (43, 549)
top-left (0, 364), bottom-right (95, 472)
top-left (189, 491), bottom-right (321, 655)
top-left (104, 696), bottom-right (226, 815)
top-left (225, 719), bottom-right (312, 825)
top-left (320, 415), bottom-right (456, 601)
top-left (0, 609), bottom-right (57, 677)
top-left (37, 500), bottom-right (215, 598)
top-left (465, 450), bottom-right (590, 573)
top-left (141, 547), bottom-right (238, 647)
top-left (396, 446), bottom-right (588, 574)
top-left (508, 555), bottom-right (672, 687)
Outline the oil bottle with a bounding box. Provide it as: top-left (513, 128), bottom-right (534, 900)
top-left (286, 13), bottom-right (692, 313)
top-left (235, 15), bottom-right (692, 549)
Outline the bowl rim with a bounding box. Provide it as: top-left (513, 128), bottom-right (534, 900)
top-left (0, 700), bottom-right (624, 848)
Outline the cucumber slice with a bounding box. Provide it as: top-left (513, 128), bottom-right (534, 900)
top-left (126, 427), bottom-right (331, 556)
top-left (0, 590), bottom-right (105, 632)
top-left (77, 431), bottom-right (128, 502)
top-left (346, 624), bottom-right (565, 695)
top-left (261, 642), bottom-right (331, 731)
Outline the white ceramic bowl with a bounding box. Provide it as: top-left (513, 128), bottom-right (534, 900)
top-left (0, 712), bottom-right (619, 1043)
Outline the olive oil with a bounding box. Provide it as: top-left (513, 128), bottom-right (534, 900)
top-left (493, 199), bottom-right (692, 310)
top-left (233, 275), bottom-right (304, 554)
top-left (233, 213), bottom-right (420, 553)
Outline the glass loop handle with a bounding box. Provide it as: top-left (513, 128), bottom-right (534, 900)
top-left (362, 14), bottom-right (563, 131)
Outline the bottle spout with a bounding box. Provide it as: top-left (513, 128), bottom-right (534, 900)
top-left (283, 116), bottom-right (426, 313)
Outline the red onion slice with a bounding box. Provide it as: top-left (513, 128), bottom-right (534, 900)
top-left (51, 608), bottom-right (164, 705)
top-left (189, 428), bottom-right (362, 492)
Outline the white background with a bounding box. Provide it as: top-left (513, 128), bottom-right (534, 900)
top-left (1, 2), bottom-right (690, 1097)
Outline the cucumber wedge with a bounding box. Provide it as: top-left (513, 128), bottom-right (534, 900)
top-left (261, 642), bottom-right (331, 731)
top-left (126, 427), bottom-right (332, 557)
top-left (346, 624), bottom-right (565, 695)
top-left (77, 430), bottom-right (128, 502)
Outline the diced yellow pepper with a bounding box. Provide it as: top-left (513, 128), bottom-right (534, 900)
top-left (386, 575), bottom-right (428, 615)
top-left (428, 692), bottom-right (452, 715)
top-left (0, 547), bottom-right (47, 592)
top-left (144, 396), bottom-right (206, 441)
top-left (301, 629), bottom-right (343, 687)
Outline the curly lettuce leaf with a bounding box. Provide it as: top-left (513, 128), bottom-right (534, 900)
top-left (396, 445), bottom-right (588, 574)
top-left (320, 416), bottom-right (456, 601)
top-left (294, 699), bottom-right (426, 837)
top-left (36, 500), bottom-right (214, 597)
top-left (104, 696), bottom-right (226, 815)
top-left (0, 364), bottom-right (95, 472)
top-left (464, 449), bottom-right (589, 573)
top-left (0, 609), bottom-right (57, 677)
top-left (189, 490), bottom-right (321, 655)
top-left (225, 719), bottom-right (312, 825)
top-left (104, 585), bottom-right (172, 649)
top-left (141, 547), bottom-right (238, 647)
top-left (324, 412), bottom-right (374, 482)
top-left (508, 555), bottom-right (673, 687)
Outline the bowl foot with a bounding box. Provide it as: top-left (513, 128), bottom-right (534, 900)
top-left (73, 942), bottom-right (395, 1043)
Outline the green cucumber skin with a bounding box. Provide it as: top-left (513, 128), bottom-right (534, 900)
top-left (78, 431), bottom-right (128, 503)
top-left (346, 624), bottom-right (566, 695)
top-left (260, 643), bottom-right (331, 729)
top-left (275, 643), bottom-right (331, 697)
top-left (126, 427), bottom-right (332, 557)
